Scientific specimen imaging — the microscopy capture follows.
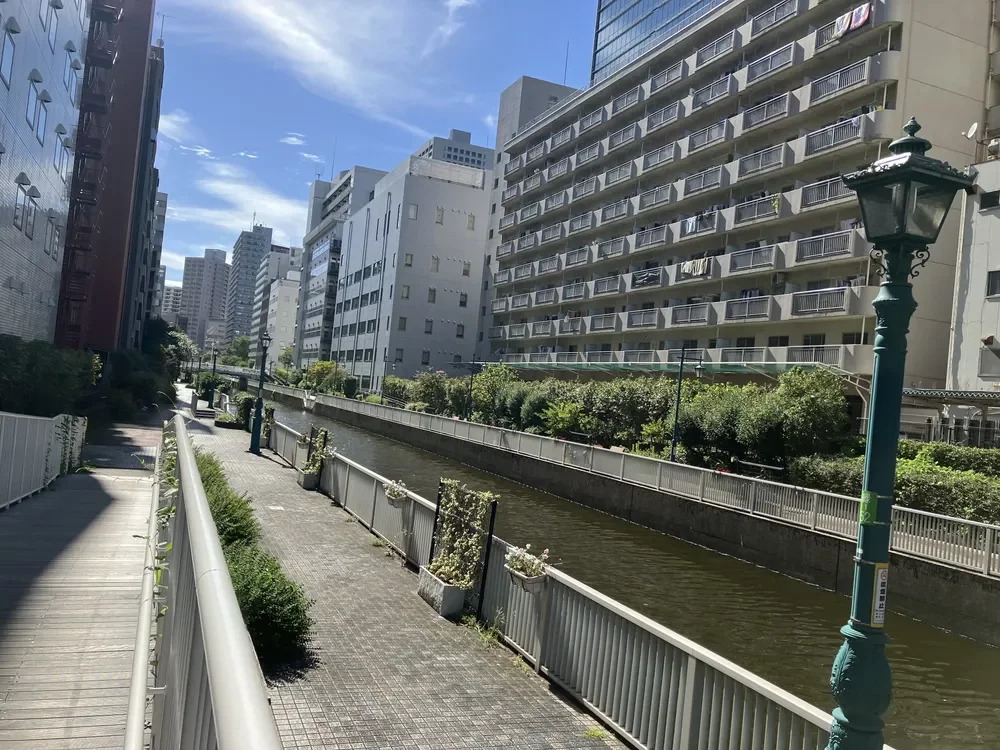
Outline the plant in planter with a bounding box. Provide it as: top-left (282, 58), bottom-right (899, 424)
top-left (383, 479), bottom-right (409, 507)
top-left (261, 405), bottom-right (275, 445)
top-left (504, 544), bottom-right (549, 593)
top-left (296, 429), bottom-right (330, 491)
top-left (213, 411), bottom-right (243, 429)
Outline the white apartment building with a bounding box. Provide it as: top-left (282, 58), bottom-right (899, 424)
top-left (487, 0), bottom-right (989, 388)
top-left (330, 157), bottom-right (492, 388)
top-left (264, 273), bottom-right (301, 372)
top-left (413, 129), bottom-right (495, 170)
top-left (180, 248), bottom-right (229, 348)
top-left (0, 0), bottom-right (88, 341)
top-left (296, 167), bottom-right (385, 369)
top-left (225, 224), bottom-right (273, 344)
top-left (160, 283), bottom-right (182, 326)
top-left (250, 246), bottom-right (300, 365)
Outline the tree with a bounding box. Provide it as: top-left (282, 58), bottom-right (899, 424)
top-left (219, 336), bottom-right (251, 366)
top-left (278, 345), bottom-right (294, 369)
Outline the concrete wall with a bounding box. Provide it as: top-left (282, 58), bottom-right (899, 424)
top-left (264, 385), bottom-right (1000, 646)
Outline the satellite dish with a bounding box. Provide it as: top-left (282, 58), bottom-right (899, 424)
top-left (966, 122), bottom-right (979, 140)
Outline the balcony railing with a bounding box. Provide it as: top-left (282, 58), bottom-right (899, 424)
top-left (671, 303), bottom-right (711, 325)
top-left (735, 195), bottom-right (779, 223)
top-left (590, 313), bottom-right (618, 331)
top-left (650, 60), bottom-right (684, 92)
top-left (743, 93), bottom-right (789, 130)
top-left (796, 230), bottom-right (855, 261)
top-left (535, 288), bottom-right (557, 305)
top-left (739, 144), bottom-right (785, 177)
top-left (520, 203), bottom-right (540, 221)
top-left (725, 296), bottom-right (772, 320)
top-left (684, 167), bottom-right (722, 196)
top-left (628, 309), bottom-right (659, 328)
top-left (631, 268), bottom-right (663, 289)
top-left (532, 321), bottom-right (554, 337)
top-left (601, 200), bottom-right (629, 222)
top-left (647, 102), bottom-right (680, 131)
top-left (612, 86), bottom-right (640, 115)
top-left (605, 163), bottom-right (633, 186)
top-left (576, 143), bottom-right (601, 166)
top-left (598, 237), bottom-right (626, 259)
top-left (666, 348), bottom-right (706, 362)
top-left (696, 29), bottom-right (735, 67)
top-left (494, 270), bottom-right (512, 285)
top-left (746, 43), bottom-right (794, 83)
top-left (692, 74), bottom-right (731, 109)
top-left (514, 263), bottom-right (533, 280)
top-left (511, 293), bottom-right (531, 309)
top-left (544, 191), bottom-right (566, 211)
top-left (566, 247), bottom-right (589, 266)
top-left (587, 351), bottom-right (616, 363)
top-left (752, 0), bottom-right (798, 36)
top-left (595, 275), bottom-right (622, 295)
top-left (689, 121), bottom-right (727, 152)
top-left (509, 324), bottom-right (528, 338)
top-left (559, 317), bottom-right (583, 334)
top-left (643, 142), bottom-right (677, 170)
top-left (505, 157), bottom-right (523, 176)
top-left (492, 298), bottom-right (508, 313)
top-left (639, 185), bottom-right (672, 212)
top-left (523, 173), bottom-right (543, 193)
top-left (791, 288), bottom-right (849, 314)
top-left (526, 142), bottom-right (547, 164)
top-left (721, 347), bottom-right (767, 363)
top-left (573, 177), bottom-right (598, 199)
top-left (518, 234), bottom-right (537, 251)
top-left (550, 126), bottom-right (573, 150)
top-left (563, 282), bottom-right (586, 300)
top-left (635, 226), bottom-right (668, 249)
top-left (729, 245), bottom-right (775, 272)
top-left (805, 118), bottom-right (864, 155)
top-left (811, 59), bottom-right (868, 103)
top-left (788, 345), bottom-right (844, 366)
top-left (609, 123), bottom-right (638, 150)
top-left (580, 107), bottom-right (604, 132)
top-left (489, 325), bottom-right (505, 340)
top-left (801, 177), bottom-right (853, 207)
top-left (548, 158), bottom-right (571, 179)
top-left (538, 255), bottom-right (560, 274)
top-left (497, 241), bottom-right (515, 258)
top-left (569, 212), bottom-right (593, 233)
top-left (502, 185), bottom-right (519, 202)
top-left (680, 212), bottom-right (718, 237)
top-left (541, 223), bottom-right (563, 243)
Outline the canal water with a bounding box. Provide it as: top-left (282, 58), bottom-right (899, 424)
top-left (272, 404), bottom-right (1000, 749)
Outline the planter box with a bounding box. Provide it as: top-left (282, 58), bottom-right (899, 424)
top-left (213, 418), bottom-right (244, 430)
top-left (296, 470), bottom-right (319, 491)
top-left (386, 493), bottom-right (407, 508)
top-left (417, 566), bottom-right (465, 620)
top-left (506, 566), bottom-right (546, 594)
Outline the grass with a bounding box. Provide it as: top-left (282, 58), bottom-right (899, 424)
top-left (583, 726), bottom-right (609, 740)
top-left (461, 614), bottom-right (503, 650)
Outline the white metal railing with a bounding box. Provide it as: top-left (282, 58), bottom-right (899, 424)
top-left (811, 59), bottom-right (869, 102)
top-left (684, 167), bottom-right (722, 195)
top-left (133, 417), bottom-right (283, 750)
top-left (541, 223), bottom-right (562, 242)
top-left (520, 203), bottom-right (540, 221)
top-left (518, 233), bottom-right (537, 250)
top-left (565, 247), bottom-right (589, 266)
top-left (635, 225), bottom-right (668, 249)
top-left (632, 268), bottom-right (663, 289)
top-left (689, 120), bottom-right (726, 150)
top-left (535, 287), bottom-right (556, 304)
top-left (797, 230), bottom-right (855, 261)
top-left (576, 142), bottom-right (601, 165)
top-left (504, 156), bottom-right (522, 176)
top-left (806, 118), bottom-right (864, 155)
top-left (0, 411), bottom-right (86, 510)
top-left (492, 297), bottom-right (508, 313)
top-left (595, 275), bottom-right (622, 295)
top-left (538, 255), bottom-right (560, 273)
top-left (739, 143), bottom-right (784, 177)
top-left (692, 74), bottom-right (731, 108)
top-left (531, 320), bottom-right (554, 337)
top-left (559, 317), bottom-right (583, 334)
top-left (671, 302), bottom-right (711, 325)
top-left (526, 142), bottom-right (546, 163)
top-left (624, 349), bottom-right (656, 362)
top-left (563, 282), bottom-right (586, 300)
top-left (680, 212), bottom-right (718, 236)
top-left (579, 107), bottom-right (604, 132)
top-left (569, 212), bottom-right (593, 233)
top-left (746, 42), bottom-right (794, 82)
top-left (502, 184), bottom-right (519, 201)
top-left (268, 388), bottom-right (1000, 583)
top-left (511, 293), bottom-right (530, 309)
top-left (735, 194), bottom-right (779, 223)
top-left (573, 176), bottom-right (598, 198)
top-left (497, 241), bottom-right (515, 258)
top-left (647, 102), bottom-right (680, 130)
top-left (743, 93), bottom-right (789, 129)
top-left (601, 199), bottom-right (629, 222)
top-left (590, 313), bottom-right (618, 331)
top-left (509, 323), bottom-right (528, 338)
top-left (612, 86), bottom-right (640, 114)
top-left (609, 122), bottom-right (637, 149)
top-left (523, 173), bottom-right (543, 192)
top-left (792, 287), bottom-right (849, 314)
top-left (627, 309), bottom-right (659, 328)
top-left (598, 237), bottom-right (626, 259)
top-left (639, 184), bottom-right (672, 211)
top-left (604, 163), bottom-right (633, 186)
top-left (494, 269), bottom-right (512, 285)
top-left (725, 296), bottom-right (772, 320)
top-left (548, 158), bottom-right (570, 179)
top-left (488, 326), bottom-right (506, 339)
top-left (499, 214), bottom-right (516, 230)
top-left (650, 60), bottom-right (683, 91)
top-left (752, 0), bottom-right (798, 35)
top-left (721, 347), bottom-right (767, 363)
top-left (550, 126), bottom-right (572, 149)
top-left (514, 263), bottom-right (533, 280)
top-left (696, 29), bottom-right (735, 67)
top-left (729, 244), bottom-right (775, 271)
top-left (788, 345), bottom-right (844, 366)
top-left (802, 177), bottom-right (853, 207)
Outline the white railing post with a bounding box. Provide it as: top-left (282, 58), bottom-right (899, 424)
top-left (984, 527), bottom-right (996, 576)
top-left (810, 493), bottom-right (820, 530)
top-left (698, 472), bottom-right (706, 501)
top-left (561, 441), bottom-right (568, 466)
top-left (619, 453), bottom-right (626, 480)
top-left (534, 579), bottom-right (552, 673)
top-left (656, 461), bottom-right (663, 489)
top-left (749, 482), bottom-right (758, 514)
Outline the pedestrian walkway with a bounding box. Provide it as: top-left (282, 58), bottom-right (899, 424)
top-left (0, 471), bottom-right (152, 749)
top-left (191, 420), bottom-right (620, 750)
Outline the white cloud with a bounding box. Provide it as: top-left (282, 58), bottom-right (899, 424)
top-left (279, 134), bottom-right (306, 146)
top-left (300, 152), bottom-right (324, 164)
top-left (178, 144), bottom-right (217, 160)
top-left (167, 161), bottom-right (307, 246)
top-left (483, 113), bottom-right (497, 131)
top-left (159, 109), bottom-right (194, 142)
top-left (422, 0), bottom-right (475, 58)
top-left (234, 151), bottom-right (258, 159)
top-left (165, 279), bottom-right (183, 288)
top-left (161, 251), bottom-right (189, 270)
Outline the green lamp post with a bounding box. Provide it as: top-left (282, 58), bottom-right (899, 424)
top-left (249, 331), bottom-right (272, 455)
top-left (828, 118), bottom-right (973, 749)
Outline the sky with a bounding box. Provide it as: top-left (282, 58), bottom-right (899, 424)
top-left (154, 0), bottom-right (597, 286)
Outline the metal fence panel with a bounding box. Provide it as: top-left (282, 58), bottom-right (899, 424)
top-left (519, 433), bottom-right (544, 457)
top-left (623, 454), bottom-right (659, 488)
top-left (564, 442), bottom-right (593, 471)
top-left (539, 438), bottom-right (566, 463)
top-left (592, 449), bottom-right (625, 478)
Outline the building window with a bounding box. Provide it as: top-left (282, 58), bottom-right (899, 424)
top-left (400, 284), bottom-right (409, 299)
top-left (488, 229), bottom-right (493, 239)
top-left (430, 256), bottom-right (439, 272)
top-left (43, 217), bottom-right (57, 255)
top-left (424, 319), bottom-right (433, 334)
top-left (459, 292), bottom-right (468, 307)
top-left (404, 253), bottom-right (413, 267)
top-left (427, 287), bottom-right (436, 303)
top-left (456, 323), bottom-right (465, 338)
top-left (35, 101), bottom-right (46, 144)
top-left (408, 203), bottom-right (418, 220)
top-left (842, 332), bottom-right (869, 345)
top-left (768, 335), bottom-right (789, 347)
top-left (467, 214), bottom-right (476, 230)
top-left (13, 183), bottom-right (27, 230)
top-left (26, 80), bottom-right (39, 128)
top-left (63, 52), bottom-right (73, 88)
top-left (24, 196), bottom-right (36, 239)
top-left (0, 32), bottom-right (14, 89)
top-left (47, 9), bottom-right (58, 51)
top-left (803, 333), bottom-right (827, 346)
top-left (436, 207), bottom-right (444, 224)
top-left (478, 331), bottom-right (483, 342)
top-left (984, 191), bottom-right (1000, 211)
top-left (421, 350), bottom-right (431, 365)
top-left (398, 316), bottom-right (407, 331)
top-left (462, 261), bottom-right (471, 277)
top-left (394, 348), bottom-right (403, 362)
top-left (988, 271), bottom-right (1000, 297)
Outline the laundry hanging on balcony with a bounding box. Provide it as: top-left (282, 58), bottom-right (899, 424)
top-left (681, 257), bottom-right (711, 276)
top-left (683, 216), bottom-right (699, 234)
top-left (832, 3), bottom-right (872, 41)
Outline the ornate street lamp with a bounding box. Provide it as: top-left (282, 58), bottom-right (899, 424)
top-left (828, 118), bottom-right (973, 749)
top-left (249, 331), bottom-right (273, 454)
top-left (669, 349), bottom-right (704, 462)
top-left (206, 346), bottom-right (219, 408)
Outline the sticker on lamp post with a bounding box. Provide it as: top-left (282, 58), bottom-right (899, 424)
top-left (872, 563), bottom-right (889, 627)
top-left (859, 490), bottom-right (877, 525)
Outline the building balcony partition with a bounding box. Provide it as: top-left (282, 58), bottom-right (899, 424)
top-left (499, 213), bottom-right (516, 231)
top-left (523, 172), bottom-right (544, 194)
top-left (751, 0), bottom-right (800, 37)
top-left (579, 107), bottom-right (605, 135)
top-left (738, 143), bottom-right (787, 179)
top-left (575, 142), bottom-right (602, 168)
top-left (594, 275), bottom-right (623, 296)
top-left (511, 293), bottom-right (531, 310)
top-left (525, 141), bottom-right (547, 166)
top-left (508, 323), bottom-right (528, 339)
top-left (679, 211), bottom-right (719, 238)
top-left (600, 198), bottom-right (630, 224)
top-left (505, 155), bottom-right (523, 178)
top-left (559, 317), bottom-right (584, 335)
top-left (794, 228), bottom-right (863, 263)
top-left (692, 74), bottom-right (734, 110)
top-left (604, 162), bottom-right (633, 188)
top-left (634, 226), bottom-right (669, 251)
top-left (565, 247), bottom-right (590, 267)
top-left (650, 60), bottom-right (685, 94)
top-left (728, 244), bottom-right (778, 274)
top-left (720, 347), bottom-right (768, 363)
top-left (501, 184), bottom-right (519, 204)
top-left (518, 233), bottom-right (538, 251)
top-left (786, 345), bottom-right (845, 367)
top-left (742, 92), bottom-right (792, 131)
top-left (627, 309), bottom-right (661, 329)
top-left (611, 86), bottom-right (641, 117)
top-left (520, 202), bottom-right (541, 222)
top-left (688, 120), bottom-right (729, 152)
top-left (790, 287), bottom-right (849, 315)
top-left (531, 321), bottom-right (555, 337)
top-left (538, 254), bottom-right (561, 274)
top-left (535, 287), bottom-right (557, 306)
top-left (809, 58), bottom-right (870, 105)
top-left (671, 303), bottom-right (713, 326)
top-left (684, 166), bottom-right (724, 197)
top-left (589, 313), bottom-right (619, 332)
top-left (647, 101), bottom-right (682, 134)
top-left (497, 240), bottom-right (515, 259)
top-left (696, 29), bottom-right (737, 69)
top-left (734, 193), bottom-right (780, 224)
top-left (609, 122), bottom-right (639, 151)
top-left (544, 191), bottom-right (567, 212)
top-left (638, 184), bottom-right (673, 213)
top-left (745, 42), bottom-right (796, 84)
top-left (801, 177), bottom-right (854, 208)
top-left (642, 142), bottom-right (678, 174)
top-left (562, 281), bottom-right (587, 301)
top-left (724, 295), bottom-right (774, 321)
top-left (548, 158), bottom-right (571, 181)
top-left (550, 125), bottom-right (574, 152)
top-left (488, 326), bottom-right (506, 340)
top-left (492, 297), bottom-right (509, 314)
top-left (804, 117), bottom-right (867, 156)
top-left (597, 236), bottom-right (627, 260)
top-left (494, 269), bottom-right (512, 286)
top-left (568, 211), bottom-right (594, 234)
top-left (513, 262), bottom-right (533, 281)
top-left (540, 223), bottom-right (563, 244)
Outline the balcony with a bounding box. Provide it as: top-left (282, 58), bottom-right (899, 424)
top-left (725, 296), bottom-right (773, 321)
top-left (675, 256), bottom-right (717, 283)
top-left (609, 123), bottom-right (638, 151)
top-left (627, 309), bottom-right (660, 328)
top-left (501, 184), bottom-right (519, 203)
top-left (73, 169), bottom-right (102, 205)
top-left (743, 93), bottom-right (790, 131)
top-left (597, 237), bottom-right (626, 259)
top-left (739, 144), bottom-right (786, 179)
top-left (559, 317), bottom-right (584, 335)
top-left (631, 268), bottom-right (663, 289)
top-left (746, 43), bottom-right (794, 84)
top-left (87, 37), bottom-right (118, 68)
top-left (538, 255), bottom-right (561, 274)
top-left (721, 347), bottom-right (767, 363)
top-left (569, 212), bottom-right (593, 234)
top-left (499, 214), bottom-right (516, 231)
top-left (509, 324), bottom-right (528, 339)
top-left (505, 156), bottom-right (523, 177)
top-left (600, 199), bottom-right (630, 224)
top-left (612, 86), bottom-right (640, 116)
top-left (494, 269), bottom-right (512, 286)
top-left (795, 229), bottom-right (860, 263)
top-left (565, 247), bottom-right (589, 267)
top-left (540, 223), bottom-right (563, 244)
top-left (589, 313), bottom-right (618, 332)
top-left (492, 298), bottom-right (508, 314)
top-left (535, 288), bottom-right (557, 305)
top-left (489, 326), bottom-right (506, 340)
top-left (531, 321), bottom-right (555, 337)
top-left (563, 282), bottom-right (586, 300)
top-left (576, 143), bottom-right (601, 167)
top-left (647, 102), bottom-right (680, 132)
top-left (523, 172), bottom-right (544, 194)
top-left (511, 293), bottom-right (531, 309)
top-left (520, 202), bottom-right (540, 222)
top-left (594, 275), bottom-right (622, 296)
top-left (751, 0), bottom-right (799, 37)
top-left (579, 107), bottom-right (604, 133)
top-left (787, 345), bottom-right (844, 366)
top-left (643, 142), bottom-right (677, 172)
top-left (550, 126), bottom-right (573, 151)
top-left (729, 245), bottom-right (776, 273)
top-left (671, 303), bottom-right (712, 326)
top-left (679, 212), bottom-right (718, 238)
top-left (635, 226), bottom-right (668, 250)
top-left (518, 234), bottom-right (538, 251)
top-left (801, 177), bottom-right (853, 208)
top-left (548, 158), bottom-right (571, 180)
top-left (638, 185), bottom-right (672, 212)
top-left (587, 351), bottom-right (617, 363)
top-left (810, 59), bottom-right (869, 104)
top-left (525, 142), bottom-right (547, 165)
top-left (497, 240), bottom-right (515, 259)
top-left (604, 163), bottom-right (633, 187)
top-left (92, 1), bottom-right (123, 23)
top-left (544, 191), bottom-right (567, 212)
top-left (734, 194), bottom-right (779, 224)
top-left (791, 288), bottom-right (848, 315)
top-left (684, 166), bottom-right (723, 196)
top-left (805, 118), bottom-right (865, 156)
top-left (81, 81), bottom-right (113, 114)
top-left (650, 59), bottom-right (684, 92)
top-left (77, 131), bottom-right (106, 160)
top-left (692, 74), bottom-right (732, 109)
top-left (573, 177), bottom-right (598, 199)
top-left (696, 29), bottom-right (735, 68)
top-left (688, 121), bottom-right (727, 152)
top-left (513, 263), bottom-right (533, 280)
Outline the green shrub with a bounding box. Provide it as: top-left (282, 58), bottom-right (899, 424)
top-left (365, 394), bottom-right (382, 404)
top-left (215, 411), bottom-right (239, 424)
top-left (520, 390), bottom-right (549, 431)
top-left (412, 371), bottom-right (448, 414)
top-left (446, 378), bottom-right (471, 418)
top-left (641, 417), bottom-right (672, 452)
top-left (915, 442), bottom-right (1000, 479)
top-left (501, 383), bottom-right (531, 428)
top-left (224, 542), bottom-right (313, 668)
top-left (0, 334), bottom-right (100, 417)
top-left (382, 376), bottom-right (411, 404)
top-left (405, 401), bottom-right (429, 413)
top-left (541, 401), bottom-right (585, 439)
top-left (233, 391), bottom-right (254, 427)
top-left (343, 375), bottom-right (359, 399)
top-left (107, 389), bottom-right (136, 420)
top-left (194, 451), bottom-right (260, 546)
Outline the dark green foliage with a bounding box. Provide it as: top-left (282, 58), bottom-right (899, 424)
top-left (233, 392), bottom-right (255, 428)
top-left (405, 401), bottom-right (429, 413)
top-left (911, 442), bottom-right (1000, 479)
top-left (195, 373), bottom-right (224, 399)
top-left (381, 376), bottom-right (411, 404)
top-left (107, 389), bottom-right (136, 420)
top-left (411, 371), bottom-right (448, 414)
top-left (343, 375), bottom-right (359, 399)
top-left (519, 390), bottom-right (550, 431)
top-left (194, 451), bottom-right (260, 546)
top-left (428, 478), bottom-right (495, 589)
top-left (0, 334), bottom-right (100, 417)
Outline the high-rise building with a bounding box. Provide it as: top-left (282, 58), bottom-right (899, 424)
top-left (160, 283), bottom-right (183, 327)
top-left (489, 0), bottom-right (989, 389)
top-left (56, 0), bottom-right (161, 354)
top-left (263, 273), bottom-right (301, 373)
top-left (225, 224), bottom-right (273, 345)
top-left (0, 0), bottom-right (90, 342)
top-left (149, 192), bottom-right (167, 314)
top-left (476, 76), bottom-right (578, 361)
top-left (330, 156), bottom-right (492, 389)
top-left (296, 168), bottom-right (386, 369)
top-left (180, 249), bottom-right (229, 348)
top-left (250, 246), bottom-right (300, 364)
top-left (152, 265), bottom-right (166, 316)
top-left (412, 129), bottom-right (495, 170)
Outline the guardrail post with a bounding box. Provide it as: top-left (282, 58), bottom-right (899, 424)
top-left (656, 461), bottom-right (663, 489)
top-left (698, 471), bottom-right (706, 501)
top-left (810, 493), bottom-right (819, 529)
top-left (984, 527), bottom-right (996, 576)
top-left (678, 654), bottom-right (706, 749)
top-left (515, 432), bottom-right (522, 453)
top-left (749, 482), bottom-right (757, 514)
top-left (370, 477), bottom-right (379, 529)
top-left (619, 453), bottom-right (626, 480)
top-left (534, 578), bottom-right (552, 674)
top-left (560, 441), bottom-right (568, 466)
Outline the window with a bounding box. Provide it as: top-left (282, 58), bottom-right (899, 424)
top-left (26, 81), bottom-right (39, 128)
top-left (0, 32), bottom-right (14, 88)
top-left (39, 0), bottom-right (47, 27)
top-left (459, 292), bottom-right (468, 307)
top-left (456, 323), bottom-right (465, 338)
top-left (427, 287), bottom-right (436, 303)
top-left (421, 350), bottom-right (431, 365)
top-left (478, 332), bottom-right (483, 342)
top-left (43, 217), bottom-right (57, 255)
top-left (842, 332), bottom-right (869, 345)
top-left (424, 319), bottom-right (433, 334)
top-left (394, 348), bottom-right (403, 362)
top-left (35, 100), bottom-right (46, 144)
top-left (430, 256), bottom-right (439, 272)
top-left (63, 52), bottom-right (73, 88)
top-left (13, 184), bottom-right (27, 230)
top-left (407, 203), bottom-right (418, 220)
top-left (735, 337), bottom-right (755, 348)
top-left (983, 191), bottom-right (1000, 210)
top-left (462, 261), bottom-right (471, 277)
top-left (681, 339), bottom-right (698, 350)
top-left (403, 253), bottom-right (413, 268)
top-left (768, 335), bottom-right (789, 347)
top-left (400, 284), bottom-right (409, 299)
top-left (47, 10), bottom-right (58, 51)
top-left (436, 207), bottom-right (444, 224)
top-left (398, 316), bottom-right (407, 331)
top-left (363, 264), bottom-right (372, 278)
top-left (24, 197), bottom-right (36, 239)
top-left (488, 229), bottom-right (493, 239)
top-left (360, 292), bottom-right (369, 306)
top-left (467, 214), bottom-right (476, 230)
top-left (803, 333), bottom-right (827, 346)
top-left (454, 354), bottom-right (463, 363)
top-left (493, 178), bottom-right (499, 189)
top-left (989, 271), bottom-right (1000, 297)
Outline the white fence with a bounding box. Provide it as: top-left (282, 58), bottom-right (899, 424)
top-left (267, 419), bottom-right (896, 750)
top-left (126, 417), bottom-right (282, 750)
top-left (0, 411), bottom-right (87, 511)
top-left (264, 386), bottom-right (1000, 579)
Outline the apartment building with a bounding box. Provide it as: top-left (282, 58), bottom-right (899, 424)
top-left (250, 245), bottom-right (300, 365)
top-left (0, 0), bottom-right (89, 342)
top-left (150, 191), bottom-right (166, 313)
top-left (488, 0), bottom-right (989, 388)
top-left (330, 157), bottom-right (491, 388)
top-left (160, 282), bottom-right (182, 326)
top-left (179, 248), bottom-right (229, 348)
top-left (152, 264), bottom-right (165, 316)
top-left (225, 224), bottom-right (273, 344)
top-left (413, 129), bottom-right (495, 170)
top-left (263, 273), bottom-right (301, 372)
top-left (296, 168), bottom-right (385, 369)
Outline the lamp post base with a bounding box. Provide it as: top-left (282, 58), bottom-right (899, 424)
top-left (828, 622), bottom-right (891, 749)
top-left (249, 397), bottom-right (264, 454)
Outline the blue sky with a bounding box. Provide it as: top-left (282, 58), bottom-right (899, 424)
top-left (154, 0), bottom-right (596, 285)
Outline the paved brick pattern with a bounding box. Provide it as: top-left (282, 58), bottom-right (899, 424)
top-left (193, 421), bottom-right (620, 750)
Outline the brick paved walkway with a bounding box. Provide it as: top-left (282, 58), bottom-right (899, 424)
top-left (191, 420), bottom-right (619, 750)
